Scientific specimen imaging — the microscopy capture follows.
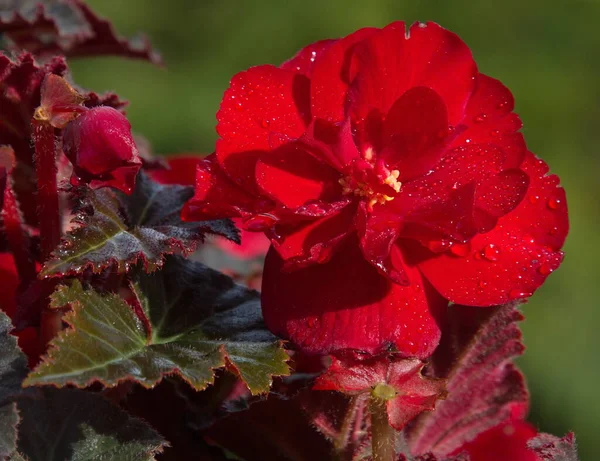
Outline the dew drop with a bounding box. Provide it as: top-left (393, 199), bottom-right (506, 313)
top-left (538, 263), bottom-right (554, 276)
top-left (260, 118), bottom-right (271, 128)
top-left (450, 242), bottom-right (471, 257)
top-left (547, 197), bottom-right (561, 210)
top-left (474, 113), bottom-right (487, 123)
top-left (490, 129), bottom-right (500, 137)
top-left (242, 213), bottom-right (278, 231)
top-left (478, 279), bottom-right (488, 289)
top-left (427, 240), bottom-right (451, 253)
top-left (509, 289), bottom-right (533, 300)
top-left (482, 243), bottom-right (500, 261)
top-left (528, 195), bottom-right (539, 204)
top-left (497, 101), bottom-right (508, 110)
top-left (549, 226), bottom-right (558, 236)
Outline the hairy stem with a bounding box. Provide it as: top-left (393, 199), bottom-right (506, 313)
top-left (370, 396), bottom-right (395, 461)
top-left (32, 119), bottom-right (62, 345)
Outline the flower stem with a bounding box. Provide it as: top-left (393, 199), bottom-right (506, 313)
top-left (32, 119), bottom-right (62, 346)
top-left (369, 395), bottom-right (395, 461)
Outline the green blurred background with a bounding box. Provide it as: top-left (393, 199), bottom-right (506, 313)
top-left (72, 1), bottom-right (599, 458)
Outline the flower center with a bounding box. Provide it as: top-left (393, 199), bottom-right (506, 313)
top-left (371, 383), bottom-right (397, 401)
top-left (338, 147), bottom-right (402, 210)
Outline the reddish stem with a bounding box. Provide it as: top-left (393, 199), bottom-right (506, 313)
top-left (32, 120), bottom-right (61, 260)
top-left (32, 119), bottom-right (62, 346)
top-left (370, 396), bottom-right (396, 461)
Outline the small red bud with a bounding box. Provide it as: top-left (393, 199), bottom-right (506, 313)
top-left (62, 106), bottom-right (142, 194)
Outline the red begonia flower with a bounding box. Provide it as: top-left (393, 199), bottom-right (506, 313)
top-left (62, 106), bottom-right (142, 194)
top-left (457, 419), bottom-right (538, 461)
top-left (183, 22), bottom-right (568, 357)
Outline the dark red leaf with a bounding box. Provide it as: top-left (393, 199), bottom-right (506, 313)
top-left (408, 303), bottom-right (529, 458)
top-left (527, 432), bottom-right (580, 461)
top-left (0, 0), bottom-right (161, 64)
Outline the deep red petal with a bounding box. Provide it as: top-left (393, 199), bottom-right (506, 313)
top-left (281, 39), bottom-right (337, 76)
top-left (357, 204), bottom-right (407, 284)
top-left (453, 74), bottom-right (526, 169)
top-left (381, 86), bottom-right (451, 180)
top-left (216, 65), bottom-right (310, 193)
top-left (149, 156), bottom-right (200, 185)
top-left (312, 355), bottom-right (387, 393)
top-left (261, 239), bottom-right (445, 357)
top-left (272, 202), bottom-right (356, 268)
top-left (415, 152), bottom-right (568, 306)
top-left (457, 420), bottom-right (538, 461)
top-left (255, 142), bottom-right (342, 209)
top-left (310, 27), bottom-right (378, 122)
top-left (182, 156), bottom-right (274, 221)
top-left (214, 219), bottom-right (270, 260)
top-left (349, 22), bottom-right (476, 126)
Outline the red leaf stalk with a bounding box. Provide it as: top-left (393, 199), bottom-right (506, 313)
top-left (32, 119), bottom-right (63, 345)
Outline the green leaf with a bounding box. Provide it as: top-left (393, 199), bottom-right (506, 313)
top-left (40, 172), bottom-right (238, 277)
top-left (27, 258), bottom-right (290, 394)
top-left (0, 310), bottom-right (28, 458)
top-left (15, 387), bottom-right (167, 461)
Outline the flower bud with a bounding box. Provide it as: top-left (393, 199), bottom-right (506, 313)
top-left (62, 106), bottom-right (142, 194)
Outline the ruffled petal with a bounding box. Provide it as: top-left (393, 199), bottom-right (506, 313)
top-left (181, 156), bottom-right (274, 221)
top-left (357, 203), bottom-right (407, 284)
top-left (281, 39), bottom-right (336, 76)
top-left (216, 65), bottom-right (310, 193)
top-left (261, 239), bottom-right (446, 357)
top-left (414, 152), bottom-right (568, 306)
top-left (453, 74), bottom-right (526, 169)
top-left (349, 22), bottom-right (477, 126)
top-left (255, 142), bottom-right (342, 209)
top-left (381, 86), bottom-right (451, 181)
top-left (272, 202), bottom-right (356, 268)
top-left (310, 27), bottom-right (378, 122)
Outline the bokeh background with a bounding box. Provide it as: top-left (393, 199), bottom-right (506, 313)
top-left (72, 1), bottom-right (599, 458)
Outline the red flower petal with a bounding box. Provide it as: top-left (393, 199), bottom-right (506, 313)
top-left (349, 22), bottom-right (476, 126)
top-left (182, 156), bottom-right (274, 221)
top-left (381, 86), bottom-right (451, 181)
top-left (415, 152), bottom-right (568, 306)
top-left (216, 65), bottom-right (310, 193)
top-left (214, 219), bottom-right (270, 260)
top-left (149, 156), bottom-right (200, 185)
top-left (255, 142), bottom-right (342, 209)
top-left (310, 27), bottom-right (377, 122)
top-left (281, 39), bottom-right (336, 76)
top-left (272, 202), bottom-right (355, 268)
top-left (452, 74), bottom-right (526, 169)
top-left (357, 204), bottom-right (407, 284)
top-left (457, 420), bottom-right (538, 461)
top-left (261, 239), bottom-right (446, 357)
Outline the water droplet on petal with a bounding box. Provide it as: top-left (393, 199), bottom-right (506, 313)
top-left (242, 213), bottom-right (278, 231)
top-left (260, 118), bottom-right (271, 128)
top-left (529, 195), bottom-right (540, 204)
top-left (538, 263), bottom-right (554, 275)
top-left (509, 289), bottom-right (533, 300)
top-left (450, 242), bottom-right (471, 257)
top-left (474, 113), bottom-right (487, 123)
top-left (547, 197), bottom-right (561, 210)
top-left (478, 279), bottom-right (488, 289)
top-left (427, 240), bottom-right (451, 253)
top-left (482, 243), bottom-right (500, 261)
top-left (490, 129), bottom-right (500, 137)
